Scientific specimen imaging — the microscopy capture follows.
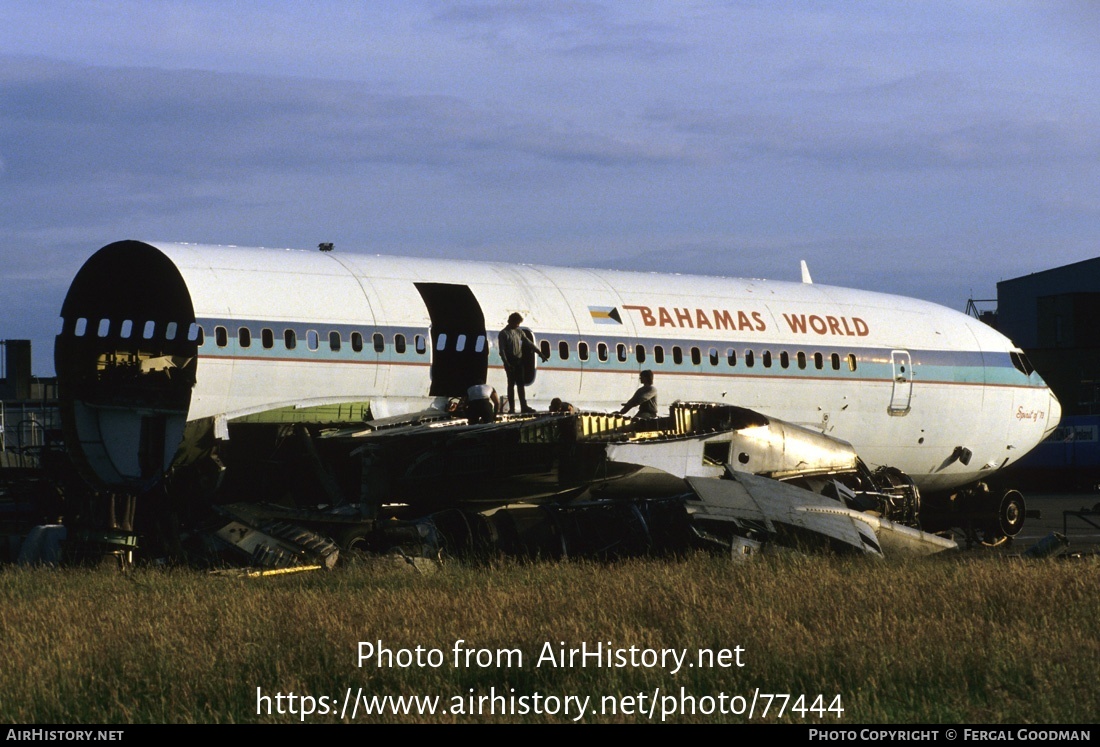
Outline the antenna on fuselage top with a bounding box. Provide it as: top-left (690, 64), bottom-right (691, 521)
top-left (801, 260), bottom-right (813, 284)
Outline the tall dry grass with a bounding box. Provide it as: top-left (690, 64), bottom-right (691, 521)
top-left (0, 552), bottom-right (1096, 723)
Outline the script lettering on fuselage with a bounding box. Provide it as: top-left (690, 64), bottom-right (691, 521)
top-left (1016, 407), bottom-right (1046, 423)
top-left (623, 305), bottom-right (767, 332)
top-left (781, 313), bottom-right (869, 337)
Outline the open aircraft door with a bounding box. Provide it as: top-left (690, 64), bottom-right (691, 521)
top-left (518, 326), bottom-right (538, 387)
top-left (414, 283), bottom-right (489, 397)
top-left (889, 350), bottom-right (913, 415)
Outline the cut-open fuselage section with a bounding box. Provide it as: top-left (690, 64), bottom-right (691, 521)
top-left (55, 241), bottom-right (198, 488)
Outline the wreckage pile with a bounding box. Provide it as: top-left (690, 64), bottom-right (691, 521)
top-left (14, 403), bottom-right (970, 569)
top-left (187, 453), bottom-right (956, 571)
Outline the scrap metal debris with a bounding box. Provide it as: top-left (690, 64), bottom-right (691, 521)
top-left (8, 403), bottom-right (978, 571)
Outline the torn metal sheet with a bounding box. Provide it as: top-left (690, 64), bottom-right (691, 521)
top-left (597, 403), bottom-right (922, 531)
top-left (211, 515), bottom-right (339, 570)
top-left (797, 505), bottom-right (958, 556)
top-left (605, 403), bottom-right (860, 481)
top-left (685, 471), bottom-right (957, 557)
top-left (686, 472), bottom-right (884, 557)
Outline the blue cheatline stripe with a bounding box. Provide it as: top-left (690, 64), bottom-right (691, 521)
top-left (193, 318), bottom-right (1043, 389)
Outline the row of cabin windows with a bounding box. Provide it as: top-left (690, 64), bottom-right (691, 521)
top-left (214, 326), bottom-right (431, 355)
top-left (70, 317), bottom-right (430, 355)
top-left (73, 318), bottom-right (858, 373)
top-left (71, 317), bottom-right (202, 342)
top-left (539, 340), bottom-right (858, 372)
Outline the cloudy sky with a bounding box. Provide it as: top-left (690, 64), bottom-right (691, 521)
top-left (2, 1), bottom-right (1097, 375)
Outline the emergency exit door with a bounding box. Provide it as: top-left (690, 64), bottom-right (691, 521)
top-left (889, 350), bottom-right (913, 415)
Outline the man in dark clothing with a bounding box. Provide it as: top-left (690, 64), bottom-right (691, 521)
top-left (498, 312), bottom-right (549, 414)
top-left (619, 369), bottom-right (658, 419)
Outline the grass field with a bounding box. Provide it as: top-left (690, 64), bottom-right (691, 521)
top-left (1, 551), bottom-right (1097, 724)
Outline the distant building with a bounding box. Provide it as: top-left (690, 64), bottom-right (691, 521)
top-left (995, 257), bottom-right (1100, 417)
top-left (0, 340), bottom-right (60, 458)
top-left (990, 257), bottom-right (1100, 487)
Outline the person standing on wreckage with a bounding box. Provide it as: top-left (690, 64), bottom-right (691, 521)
top-left (619, 369), bottom-right (658, 420)
top-left (498, 312), bottom-right (549, 414)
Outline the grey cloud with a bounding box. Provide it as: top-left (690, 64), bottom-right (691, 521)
top-left (0, 56), bottom-right (689, 185)
top-left (645, 79), bottom-right (1095, 173)
top-left (432, 0), bottom-right (686, 59)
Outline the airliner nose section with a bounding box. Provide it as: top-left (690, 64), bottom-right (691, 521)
top-left (1044, 390), bottom-right (1062, 440)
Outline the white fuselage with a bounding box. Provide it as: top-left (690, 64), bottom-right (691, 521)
top-left (56, 241), bottom-right (1060, 492)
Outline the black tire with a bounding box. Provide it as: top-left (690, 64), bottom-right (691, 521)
top-left (338, 525), bottom-right (374, 553)
top-left (996, 489), bottom-right (1026, 538)
top-left (978, 489), bottom-right (1026, 547)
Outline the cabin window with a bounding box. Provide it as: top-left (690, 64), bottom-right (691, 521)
top-left (350, 332), bottom-right (362, 352)
top-left (74, 318), bottom-right (88, 337)
top-left (672, 346), bottom-right (683, 365)
top-left (558, 341), bottom-right (570, 360)
top-left (762, 351), bottom-right (772, 368)
top-left (142, 321), bottom-right (155, 339)
top-left (653, 345), bottom-right (664, 364)
top-left (192, 326), bottom-right (204, 345)
top-left (97, 319), bottom-right (111, 338)
top-left (744, 349), bottom-right (755, 368)
top-left (307, 330), bottom-right (320, 351)
top-left (635, 344), bottom-right (646, 364)
top-left (120, 320), bottom-right (133, 339)
top-left (541, 340), bottom-right (552, 360)
top-left (707, 348), bottom-right (718, 366)
top-left (831, 352), bottom-right (840, 370)
top-left (578, 342), bottom-right (589, 361)
top-left (262, 328), bottom-right (275, 349)
top-left (452, 334), bottom-right (462, 353)
top-left (475, 335), bottom-right (486, 353)
top-left (376, 333), bottom-right (387, 353)
top-left (814, 352), bottom-right (823, 370)
top-left (726, 348), bottom-right (737, 367)
top-left (396, 334), bottom-right (407, 354)
top-left (284, 329), bottom-right (296, 350)
top-left (238, 327), bottom-right (251, 348)
top-left (165, 322), bottom-right (178, 341)
top-left (328, 331), bottom-right (341, 351)
top-left (597, 343), bottom-right (609, 362)
top-left (689, 347), bottom-right (700, 366)
top-left (797, 352), bottom-right (806, 370)
top-left (847, 354), bottom-right (858, 371)
top-left (613, 343), bottom-right (625, 362)
top-left (415, 334), bottom-right (426, 354)
top-left (779, 351), bottom-right (789, 369)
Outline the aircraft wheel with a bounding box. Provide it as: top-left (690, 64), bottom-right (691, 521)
top-left (995, 489), bottom-right (1026, 538)
top-left (977, 489), bottom-right (1026, 547)
top-left (338, 525), bottom-right (373, 552)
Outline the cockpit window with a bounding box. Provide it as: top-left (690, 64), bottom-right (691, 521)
top-left (1011, 351), bottom-right (1035, 377)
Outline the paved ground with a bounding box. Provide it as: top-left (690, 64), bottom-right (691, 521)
top-left (972, 492), bottom-right (1100, 555)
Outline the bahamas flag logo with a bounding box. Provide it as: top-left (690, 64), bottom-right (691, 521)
top-left (588, 306), bottom-right (622, 325)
